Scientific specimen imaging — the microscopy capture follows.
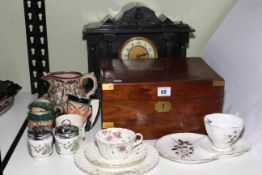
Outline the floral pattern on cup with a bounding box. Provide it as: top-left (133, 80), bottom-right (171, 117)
top-left (224, 130), bottom-right (241, 143)
top-left (95, 128), bottom-right (143, 160)
top-left (27, 137), bottom-right (53, 159)
top-left (28, 143), bottom-right (52, 155)
top-left (204, 113), bottom-right (244, 151)
top-left (56, 140), bottom-right (79, 152)
top-left (55, 136), bottom-right (80, 157)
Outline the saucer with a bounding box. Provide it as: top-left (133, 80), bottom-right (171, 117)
top-left (155, 133), bottom-right (218, 164)
top-left (199, 136), bottom-right (251, 158)
top-left (84, 141), bottom-right (146, 168)
top-left (75, 143), bottom-right (159, 175)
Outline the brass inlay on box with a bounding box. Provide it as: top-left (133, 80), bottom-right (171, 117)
top-left (212, 80), bottom-right (225, 87)
top-left (155, 101), bottom-right (172, 112)
top-left (102, 122), bottom-right (114, 128)
top-left (102, 83), bottom-right (114, 90)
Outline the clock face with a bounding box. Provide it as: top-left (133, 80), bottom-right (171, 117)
top-left (119, 37), bottom-right (158, 59)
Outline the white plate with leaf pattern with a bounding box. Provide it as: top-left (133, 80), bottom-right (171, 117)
top-left (155, 133), bottom-right (218, 164)
top-left (84, 141), bottom-right (146, 168)
top-left (75, 143), bottom-right (159, 175)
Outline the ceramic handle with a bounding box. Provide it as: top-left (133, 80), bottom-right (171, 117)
top-left (80, 72), bottom-right (98, 98)
top-left (61, 119), bottom-right (71, 126)
top-left (133, 133), bottom-right (143, 148)
top-left (89, 99), bottom-right (100, 127)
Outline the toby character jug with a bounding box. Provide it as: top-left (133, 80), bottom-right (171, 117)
top-left (64, 94), bottom-right (100, 131)
top-left (41, 71), bottom-right (98, 109)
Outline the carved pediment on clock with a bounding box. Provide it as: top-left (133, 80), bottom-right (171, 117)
top-left (115, 6), bottom-right (162, 28)
top-left (84, 5), bottom-right (192, 33)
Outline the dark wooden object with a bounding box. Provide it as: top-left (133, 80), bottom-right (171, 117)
top-left (100, 58), bottom-right (224, 139)
top-left (23, 0), bottom-right (50, 96)
top-left (83, 5), bottom-right (195, 80)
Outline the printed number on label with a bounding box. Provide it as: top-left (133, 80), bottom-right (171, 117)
top-left (157, 87), bottom-right (171, 97)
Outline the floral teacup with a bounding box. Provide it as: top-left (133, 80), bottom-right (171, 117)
top-left (204, 113), bottom-right (244, 152)
top-left (95, 128), bottom-right (143, 160)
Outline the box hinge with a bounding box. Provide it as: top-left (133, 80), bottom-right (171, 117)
top-left (102, 83), bottom-right (114, 90)
top-left (212, 80), bottom-right (224, 87)
top-left (102, 122), bottom-right (114, 128)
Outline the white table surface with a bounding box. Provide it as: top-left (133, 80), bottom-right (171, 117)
top-left (0, 92), bottom-right (36, 159)
top-left (3, 94), bottom-right (262, 175)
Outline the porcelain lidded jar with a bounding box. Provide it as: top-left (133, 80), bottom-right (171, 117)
top-left (27, 126), bottom-right (53, 160)
top-left (54, 123), bottom-right (80, 158)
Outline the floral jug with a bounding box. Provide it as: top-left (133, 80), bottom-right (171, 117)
top-left (41, 71), bottom-right (98, 108)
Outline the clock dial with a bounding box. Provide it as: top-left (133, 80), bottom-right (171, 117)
top-left (119, 37), bottom-right (158, 59)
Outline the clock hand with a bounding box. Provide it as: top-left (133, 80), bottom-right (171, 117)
top-left (136, 53), bottom-right (148, 59)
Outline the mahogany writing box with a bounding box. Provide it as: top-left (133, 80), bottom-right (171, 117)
top-left (100, 58), bottom-right (224, 139)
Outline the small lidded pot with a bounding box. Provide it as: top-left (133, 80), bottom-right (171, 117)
top-left (28, 96), bottom-right (54, 113)
top-left (54, 123), bottom-right (80, 158)
top-left (27, 111), bottom-right (54, 128)
top-left (27, 126), bottom-right (53, 160)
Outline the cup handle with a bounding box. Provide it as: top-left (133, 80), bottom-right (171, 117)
top-left (80, 72), bottom-right (98, 98)
top-left (133, 133), bottom-right (143, 148)
top-left (89, 99), bottom-right (100, 126)
top-left (54, 105), bottom-right (64, 116)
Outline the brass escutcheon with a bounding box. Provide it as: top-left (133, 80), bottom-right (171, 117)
top-left (155, 101), bottom-right (172, 112)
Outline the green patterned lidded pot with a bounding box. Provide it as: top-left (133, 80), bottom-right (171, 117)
top-left (27, 111), bottom-right (54, 128)
top-left (27, 126), bottom-right (53, 160)
top-left (28, 96), bottom-right (54, 113)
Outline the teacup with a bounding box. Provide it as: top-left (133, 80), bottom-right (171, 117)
top-left (95, 128), bottom-right (143, 160)
top-left (204, 113), bottom-right (244, 152)
top-left (55, 114), bottom-right (85, 140)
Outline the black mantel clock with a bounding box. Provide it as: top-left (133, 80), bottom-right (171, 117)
top-left (83, 5), bottom-right (195, 79)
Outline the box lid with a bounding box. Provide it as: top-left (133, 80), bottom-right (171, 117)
top-left (100, 57), bottom-right (224, 84)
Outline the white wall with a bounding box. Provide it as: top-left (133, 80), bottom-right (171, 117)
top-left (0, 0), bottom-right (238, 93)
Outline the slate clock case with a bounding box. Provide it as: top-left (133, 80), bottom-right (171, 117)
top-left (83, 5), bottom-right (195, 79)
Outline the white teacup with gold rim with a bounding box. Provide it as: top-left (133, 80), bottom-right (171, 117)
top-left (204, 113), bottom-right (244, 152)
top-left (95, 128), bottom-right (143, 160)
